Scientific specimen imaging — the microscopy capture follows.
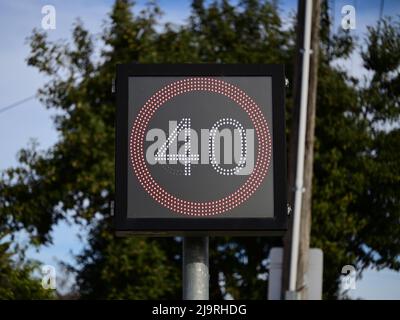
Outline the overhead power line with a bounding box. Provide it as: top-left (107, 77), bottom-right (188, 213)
top-left (0, 95), bottom-right (36, 115)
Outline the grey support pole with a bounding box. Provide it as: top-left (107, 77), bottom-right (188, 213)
top-left (183, 237), bottom-right (209, 300)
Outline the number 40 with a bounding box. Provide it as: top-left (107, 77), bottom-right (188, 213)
top-left (154, 118), bottom-right (248, 176)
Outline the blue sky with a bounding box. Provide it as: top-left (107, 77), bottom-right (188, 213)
top-left (0, 0), bottom-right (399, 299)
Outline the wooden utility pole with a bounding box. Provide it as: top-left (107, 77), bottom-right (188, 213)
top-left (282, 0), bottom-right (321, 299)
top-left (281, 0), bottom-right (305, 298)
top-left (296, 0), bottom-right (320, 299)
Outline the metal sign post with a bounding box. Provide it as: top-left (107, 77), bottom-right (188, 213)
top-left (114, 64), bottom-right (287, 300)
top-left (183, 237), bottom-right (209, 300)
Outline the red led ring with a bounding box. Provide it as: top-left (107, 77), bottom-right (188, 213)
top-left (129, 77), bottom-right (272, 216)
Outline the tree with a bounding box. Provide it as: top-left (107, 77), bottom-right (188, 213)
top-left (312, 9), bottom-right (400, 297)
top-left (0, 0), bottom-right (399, 299)
top-left (0, 231), bottom-right (54, 299)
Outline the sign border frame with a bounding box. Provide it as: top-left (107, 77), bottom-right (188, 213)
top-left (115, 64), bottom-right (287, 236)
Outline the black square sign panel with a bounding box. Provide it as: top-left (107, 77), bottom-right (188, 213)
top-left (115, 64), bottom-right (287, 235)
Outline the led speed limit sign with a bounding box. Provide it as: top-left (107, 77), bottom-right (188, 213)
top-left (115, 64), bottom-right (287, 235)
